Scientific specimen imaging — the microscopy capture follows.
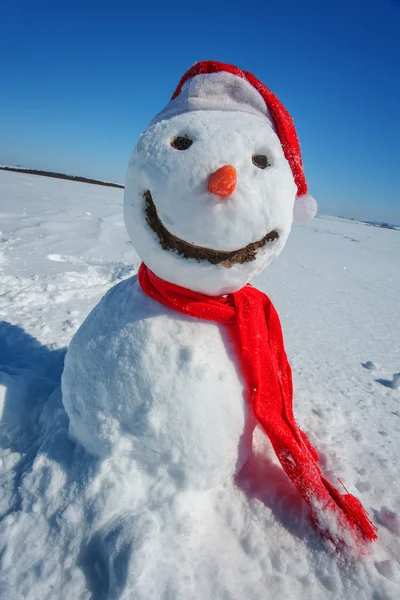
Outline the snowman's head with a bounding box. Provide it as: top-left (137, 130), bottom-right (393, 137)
top-left (124, 62), bottom-right (317, 295)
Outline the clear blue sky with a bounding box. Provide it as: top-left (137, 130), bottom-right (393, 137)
top-left (1, 0), bottom-right (399, 223)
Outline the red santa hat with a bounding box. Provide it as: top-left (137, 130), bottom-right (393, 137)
top-left (152, 60), bottom-right (317, 223)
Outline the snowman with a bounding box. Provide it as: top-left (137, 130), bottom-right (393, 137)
top-left (61, 61), bottom-right (376, 557)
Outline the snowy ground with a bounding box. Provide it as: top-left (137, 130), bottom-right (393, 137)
top-left (0, 169), bottom-right (399, 599)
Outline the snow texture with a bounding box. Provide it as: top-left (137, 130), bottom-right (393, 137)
top-left (1, 170), bottom-right (400, 599)
top-left (62, 276), bottom-right (250, 478)
top-left (124, 110), bottom-right (296, 295)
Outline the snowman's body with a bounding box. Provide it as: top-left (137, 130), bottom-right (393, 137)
top-left (63, 275), bottom-right (252, 490)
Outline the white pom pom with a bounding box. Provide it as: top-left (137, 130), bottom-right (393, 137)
top-left (293, 194), bottom-right (318, 223)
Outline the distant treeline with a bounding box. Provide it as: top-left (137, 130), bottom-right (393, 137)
top-left (0, 166), bottom-right (124, 189)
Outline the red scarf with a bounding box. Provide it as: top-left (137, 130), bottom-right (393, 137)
top-left (138, 263), bottom-right (377, 549)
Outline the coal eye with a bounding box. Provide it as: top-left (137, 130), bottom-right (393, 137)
top-left (252, 154), bottom-right (270, 169)
top-left (171, 135), bottom-right (193, 150)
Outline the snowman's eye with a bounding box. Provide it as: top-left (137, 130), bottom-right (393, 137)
top-left (171, 135), bottom-right (193, 151)
top-left (252, 154), bottom-right (270, 169)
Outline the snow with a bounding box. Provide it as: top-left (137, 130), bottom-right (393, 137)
top-left (62, 277), bottom-right (249, 477)
top-left (1, 169), bottom-right (400, 599)
top-left (125, 109), bottom-right (296, 295)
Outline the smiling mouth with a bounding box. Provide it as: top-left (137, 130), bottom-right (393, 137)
top-left (143, 190), bottom-right (279, 268)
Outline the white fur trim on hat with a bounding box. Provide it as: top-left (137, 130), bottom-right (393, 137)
top-left (150, 72), bottom-right (275, 127)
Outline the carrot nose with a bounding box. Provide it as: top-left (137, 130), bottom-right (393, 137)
top-left (208, 165), bottom-right (237, 198)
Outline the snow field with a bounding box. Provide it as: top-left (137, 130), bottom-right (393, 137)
top-left (0, 170), bottom-right (399, 599)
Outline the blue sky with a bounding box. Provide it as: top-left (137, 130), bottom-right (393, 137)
top-left (1, 0), bottom-right (399, 223)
